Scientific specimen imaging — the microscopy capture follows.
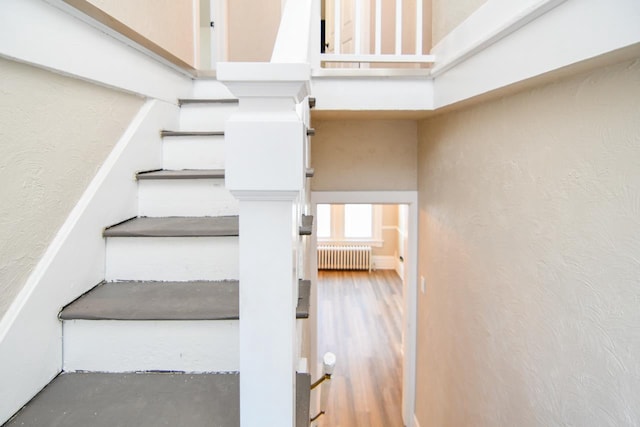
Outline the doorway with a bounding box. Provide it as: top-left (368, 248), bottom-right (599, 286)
top-left (310, 191), bottom-right (418, 427)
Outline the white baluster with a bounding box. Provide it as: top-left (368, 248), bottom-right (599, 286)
top-left (415, 0), bottom-right (423, 55)
top-left (335, 0), bottom-right (342, 54)
top-left (395, 0), bottom-right (403, 55)
top-left (375, 0), bottom-right (382, 55)
top-left (355, 0), bottom-right (362, 55)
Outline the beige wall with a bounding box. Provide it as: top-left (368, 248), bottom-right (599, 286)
top-left (86, 0), bottom-right (197, 67)
top-left (311, 120), bottom-right (418, 191)
top-left (432, 0), bottom-right (486, 46)
top-left (0, 58), bottom-right (143, 320)
top-left (227, 0), bottom-right (281, 61)
top-left (416, 58), bottom-right (640, 426)
top-left (373, 205), bottom-right (399, 257)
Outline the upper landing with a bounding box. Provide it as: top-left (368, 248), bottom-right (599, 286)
top-left (310, 68), bottom-right (435, 112)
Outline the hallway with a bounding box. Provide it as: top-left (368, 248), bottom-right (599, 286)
top-left (317, 270), bottom-right (404, 427)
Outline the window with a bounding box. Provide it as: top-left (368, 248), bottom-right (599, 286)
top-left (344, 204), bottom-right (372, 238)
top-left (317, 204), bottom-right (331, 238)
top-left (316, 203), bottom-right (382, 245)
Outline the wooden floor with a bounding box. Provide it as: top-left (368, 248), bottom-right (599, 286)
top-left (317, 270), bottom-right (404, 427)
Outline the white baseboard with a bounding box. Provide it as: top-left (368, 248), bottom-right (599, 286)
top-left (0, 99), bottom-right (178, 424)
top-left (396, 258), bottom-right (405, 279)
top-left (372, 255), bottom-right (396, 270)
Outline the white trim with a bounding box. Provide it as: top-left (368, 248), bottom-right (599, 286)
top-left (210, 0), bottom-right (228, 65)
top-left (310, 190), bottom-right (418, 427)
top-left (313, 191), bottom-right (417, 204)
top-left (271, 0), bottom-right (313, 63)
top-left (431, 0), bottom-right (640, 108)
top-left (192, 0), bottom-right (201, 69)
top-left (309, 0), bottom-right (322, 69)
top-left (430, 0), bottom-right (569, 77)
top-left (372, 255), bottom-right (396, 270)
top-left (319, 239), bottom-right (384, 247)
top-left (321, 53), bottom-right (435, 63)
top-left (0, 100), bottom-right (177, 424)
top-left (396, 255), bottom-right (405, 280)
top-left (229, 190), bottom-right (301, 202)
top-left (0, 0), bottom-right (192, 102)
top-left (312, 68), bottom-right (431, 77)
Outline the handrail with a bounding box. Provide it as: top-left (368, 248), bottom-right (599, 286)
top-left (271, 0), bottom-right (314, 63)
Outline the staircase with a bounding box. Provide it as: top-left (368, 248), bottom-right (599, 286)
top-left (4, 82), bottom-right (311, 426)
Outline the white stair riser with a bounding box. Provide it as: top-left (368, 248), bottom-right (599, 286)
top-left (163, 135), bottom-right (225, 170)
top-left (191, 80), bottom-right (236, 99)
top-left (106, 236), bottom-right (239, 281)
top-left (138, 179), bottom-right (238, 217)
top-left (179, 104), bottom-right (236, 131)
top-left (63, 319), bottom-right (239, 373)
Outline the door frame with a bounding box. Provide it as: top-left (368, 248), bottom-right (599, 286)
top-left (208, 0), bottom-right (228, 68)
top-left (310, 190), bottom-right (418, 427)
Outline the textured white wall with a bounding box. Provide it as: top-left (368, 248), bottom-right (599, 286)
top-left (416, 58), bottom-right (640, 426)
top-left (432, 0), bottom-right (486, 46)
top-left (311, 120), bottom-right (418, 191)
top-left (0, 58), bottom-right (143, 320)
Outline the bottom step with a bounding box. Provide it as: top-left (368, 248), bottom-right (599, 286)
top-left (5, 372), bottom-right (311, 427)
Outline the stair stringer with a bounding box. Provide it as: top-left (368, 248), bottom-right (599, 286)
top-left (0, 99), bottom-right (178, 425)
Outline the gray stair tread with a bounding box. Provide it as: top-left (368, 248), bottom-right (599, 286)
top-left (60, 281), bottom-right (239, 320)
top-left (137, 169), bottom-right (225, 180)
top-left (161, 130), bottom-right (224, 137)
top-left (297, 280), bottom-right (311, 319)
top-left (299, 215), bottom-right (313, 236)
top-left (60, 280), bottom-right (311, 321)
top-left (296, 373), bottom-right (311, 427)
top-left (104, 216), bottom-right (239, 237)
top-left (178, 98), bottom-right (238, 106)
top-left (5, 372), bottom-right (311, 427)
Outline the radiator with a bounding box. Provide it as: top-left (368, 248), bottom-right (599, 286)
top-left (317, 245), bottom-right (372, 271)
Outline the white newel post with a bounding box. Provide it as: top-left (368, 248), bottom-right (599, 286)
top-left (218, 62), bottom-right (310, 427)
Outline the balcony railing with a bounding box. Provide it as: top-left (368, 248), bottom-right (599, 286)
top-left (320, 0), bottom-right (434, 66)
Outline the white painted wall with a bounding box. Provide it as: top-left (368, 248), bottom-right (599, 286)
top-left (0, 58), bottom-right (143, 321)
top-left (416, 58), bottom-right (640, 426)
top-left (310, 120), bottom-right (418, 191)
